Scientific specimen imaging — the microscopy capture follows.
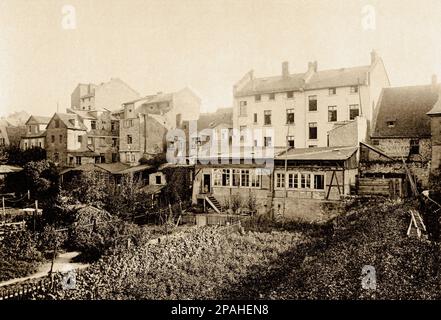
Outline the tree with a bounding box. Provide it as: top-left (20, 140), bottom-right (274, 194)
top-left (65, 171), bottom-right (108, 208)
top-left (4, 160), bottom-right (59, 202)
top-left (1, 145), bottom-right (46, 166)
top-left (162, 167), bottom-right (192, 203)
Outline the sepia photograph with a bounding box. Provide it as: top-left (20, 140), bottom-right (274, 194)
top-left (1, 0), bottom-right (441, 312)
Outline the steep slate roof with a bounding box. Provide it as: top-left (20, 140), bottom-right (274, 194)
top-left (235, 65), bottom-right (370, 96)
top-left (372, 85), bottom-right (439, 138)
top-left (197, 108), bottom-right (233, 130)
top-left (26, 115), bottom-right (51, 125)
top-left (276, 146), bottom-right (358, 161)
top-left (54, 113), bottom-right (88, 131)
top-left (427, 92), bottom-right (441, 115)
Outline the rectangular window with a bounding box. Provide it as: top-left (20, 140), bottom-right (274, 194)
top-left (127, 135), bottom-right (132, 144)
top-left (28, 126), bottom-right (32, 133)
top-left (287, 136), bottom-right (295, 147)
top-left (372, 139), bottom-right (379, 146)
top-left (239, 104), bottom-right (247, 117)
top-left (301, 173), bottom-right (311, 189)
top-left (54, 120), bottom-right (60, 128)
top-left (77, 135), bottom-right (82, 143)
top-left (232, 169), bottom-right (240, 186)
top-left (241, 169), bottom-right (250, 187)
top-left (309, 145), bottom-right (317, 148)
top-left (264, 136), bottom-right (272, 147)
top-left (155, 175), bottom-right (161, 184)
top-left (222, 169), bottom-right (231, 186)
top-left (250, 170), bottom-right (260, 188)
top-left (410, 139), bottom-right (420, 155)
top-left (276, 173), bottom-right (285, 188)
top-left (76, 156), bottom-right (82, 165)
top-left (288, 173), bottom-right (295, 189)
top-left (88, 137), bottom-right (93, 145)
top-left (264, 110), bottom-right (271, 125)
top-left (59, 135), bottom-right (63, 143)
top-left (329, 88), bottom-right (336, 95)
top-left (350, 85), bottom-right (359, 94)
top-left (253, 113), bottom-right (258, 124)
top-left (51, 135), bottom-right (55, 143)
top-left (287, 91), bottom-right (294, 99)
top-left (308, 95), bottom-right (317, 111)
top-left (213, 169), bottom-right (222, 186)
top-left (240, 126), bottom-right (247, 142)
top-left (269, 93), bottom-right (275, 100)
top-left (91, 120), bottom-right (96, 130)
top-left (286, 109), bottom-right (295, 124)
top-left (112, 138), bottom-right (117, 147)
top-left (349, 104), bottom-right (360, 120)
top-left (309, 122), bottom-right (318, 140)
top-left (125, 119), bottom-right (133, 128)
top-left (24, 142), bottom-right (28, 149)
top-left (255, 94), bottom-right (261, 102)
top-left (314, 174), bottom-right (325, 190)
top-left (328, 106), bottom-right (337, 122)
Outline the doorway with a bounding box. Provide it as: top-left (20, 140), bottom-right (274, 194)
top-left (203, 174), bottom-right (211, 194)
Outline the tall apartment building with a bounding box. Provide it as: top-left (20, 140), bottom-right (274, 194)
top-left (71, 78), bottom-right (140, 111)
top-left (117, 87), bottom-right (201, 165)
top-left (20, 116), bottom-right (51, 150)
top-left (233, 51), bottom-right (390, 149)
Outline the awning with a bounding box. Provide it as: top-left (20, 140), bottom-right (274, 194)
top-left (0, 165), bottom-right (23, 174)
top-left (117, 164), bottom-right (152, 174)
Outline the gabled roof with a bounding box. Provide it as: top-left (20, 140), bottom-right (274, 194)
top-left (52, 113), bottom-right (88, 131)
top-left (372, 85), bottom-right (439, 138)
top-left (197, 108), bottom-right (233, 131)
top-left (235, 73), bottom-right (305, 97)
top-left (26, 115), bottom-right (51, 125)
top-left (66, 108), bottom-right (98, 120)
top-left (234, 65), bottom-right (370, 97)
top-left (305, 66), bottom-right (370, 90)
top-left (427, 92), bottom-right (441, 116)
top-left (276, 146), bottom-right (358, 161)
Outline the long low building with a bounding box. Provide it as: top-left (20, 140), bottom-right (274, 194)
top-left (192, 146), bottom-right (358, 221)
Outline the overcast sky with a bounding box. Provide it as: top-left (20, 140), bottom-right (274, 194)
top-left (1, 0), bottom-right (441, 117)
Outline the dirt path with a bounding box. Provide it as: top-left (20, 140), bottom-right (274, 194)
top-left (0, 251), bottom-right (89, 287)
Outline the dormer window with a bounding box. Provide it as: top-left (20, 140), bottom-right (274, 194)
top-left (255, 94), bottom-right (261, 102)
top-left (350, 86), bottom-right (359, 94)
top-left (387, 121), bottom-right (396, 128)
top-left (329, 88), bottom-right (336, 95)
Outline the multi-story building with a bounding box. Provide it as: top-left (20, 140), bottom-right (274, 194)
top-left (20, 116), bottom-right (51, 150)
top-left (66, 108), bottom-right (120, 163)
top-left (359, 76), bottom-right (440, 189)
top-left (0, 120), bottom-right (11, 147)
top-left (45, 113), bottom-right (94, 167)
top-left (117, 88), bottom-right (201, 165)
top-left (232, 51), bottom-right (390, 149)
top-left (70, 78), bottom-right (140, 111)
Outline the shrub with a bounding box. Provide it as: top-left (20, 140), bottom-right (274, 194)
top-left (0, 231), bottom-right (44, 282)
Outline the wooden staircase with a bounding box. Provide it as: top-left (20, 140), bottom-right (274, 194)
top-left (205, 195), bottom-right (221, 213)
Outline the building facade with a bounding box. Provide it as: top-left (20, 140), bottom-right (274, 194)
top-left (20, 116), bottom-right (51, 150)
top-left (70, 78), bottom-right (140, 111)
top-left (232, 51), bottom-right (390, 149)
top-left (118, 88), bottom-right (201, 165)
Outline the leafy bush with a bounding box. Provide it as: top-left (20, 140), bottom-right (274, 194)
top-left (0, 231), bottom-right (44, 282)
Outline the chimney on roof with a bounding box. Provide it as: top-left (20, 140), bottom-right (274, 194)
top-left (307, 61), bottom-right (318, 73)
top-left (431, 74), bottom-right (438, 92)
top-left (370, 50), bottom-right (378, 64)
top-left (282, 61), bottom-right (289, 78)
